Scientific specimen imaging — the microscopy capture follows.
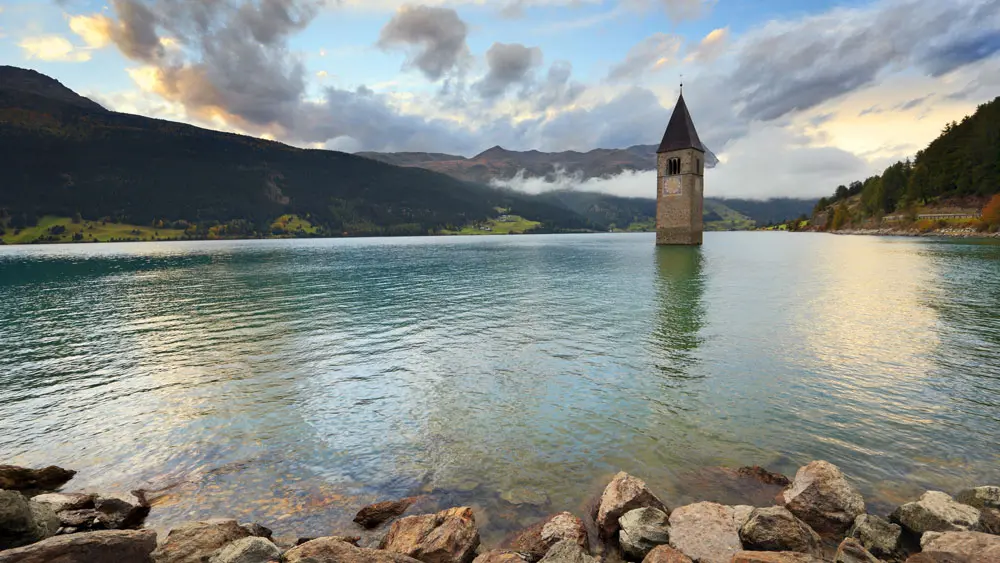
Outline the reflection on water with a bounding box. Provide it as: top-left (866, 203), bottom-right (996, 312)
top-left (651, 246), bottom-right (705, 379)
top-left (1, 233), bottom-right (999, 540)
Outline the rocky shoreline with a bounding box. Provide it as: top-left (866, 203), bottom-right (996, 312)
top-left (829, 228), bottom-right (1000, 239)
top-left (1, 461), bottom-right (998, 563)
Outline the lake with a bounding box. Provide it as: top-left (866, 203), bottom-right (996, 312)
top-left (1, 232), bottom-right (998, 541)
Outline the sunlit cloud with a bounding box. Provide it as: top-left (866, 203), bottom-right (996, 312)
top-left (19, 35), bottom-right (92, 62)
top-left (69, 14), bottom-right (113, 48)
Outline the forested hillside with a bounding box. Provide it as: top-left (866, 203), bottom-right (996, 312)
top-left (813, 97), bottom-right (1000, 230)
top-left (0, 66), bottom-right (590, 238)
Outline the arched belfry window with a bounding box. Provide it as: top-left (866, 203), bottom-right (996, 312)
top-left (696, 158), bottom-right (701, 174)
top-left (668, 158), bottom-right (681, 175)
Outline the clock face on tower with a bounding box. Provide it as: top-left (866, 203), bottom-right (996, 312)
top-left (662, 176), bottom-right (682, 196)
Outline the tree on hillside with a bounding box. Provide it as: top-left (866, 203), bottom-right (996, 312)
top-left (905, 162), bottom-right (930, 205)
top-left (831, 203), bottom-right (849, 230)
top-left (835, 185), bottom-right (849, 200)
top-left (861, 175), bottom-right (884, 216)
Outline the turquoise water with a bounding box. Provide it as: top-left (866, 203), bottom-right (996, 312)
top-left (1, 232), bottom-right (998, 540)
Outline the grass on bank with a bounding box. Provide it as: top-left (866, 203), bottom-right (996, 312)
top-left (0, 216), bottom-right (186, 244)
top-left (444, 215), bottom-right (542, 235)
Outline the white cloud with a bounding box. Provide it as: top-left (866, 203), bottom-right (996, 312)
top-left (685, 27), bottom-right (728, 63)
top-left (19, 35), bottom-right (92, 62)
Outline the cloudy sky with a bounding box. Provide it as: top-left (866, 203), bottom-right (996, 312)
top-left (3, 0), bottom-right (1000, 198)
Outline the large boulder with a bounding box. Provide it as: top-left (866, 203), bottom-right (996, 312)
top-left (778, 461), bottom-right (865, 537)
top-left (739, 506), bottom-right (821, 556)
top-left (640, 544), bottom-right (692, 563)
top-left (619, 507), bottom-right (670, 561)
top-left (473, 551), bottom-right (530, 563)
top-left (209, 536), bottom-right (281, 563)
top-left (0, 466), bottom-right (76, 491)
top-left (502, 512), bottom-right (588, 562)
top-left (0, 529), bottom-right (156, 563)
top-left (667, 502), bottom-right (742, 563)
top-left (537, 540), bottom-right (599, 563)
top-left (285, 537), bottom-right (423, 563)
top-left (95, 493), bottom-right (150, 530)
top-left (0, 490), bottom-right (59, 550)
top-left (955, 487), bottom-right (1000, 510)
top-left (381, 506), bottom-right (480, 563)
top-left (848, 513), bottom-right (903, 558)
top-left (890, 491), bottom-right (981, 534)
top-left (30, 493), bottom-right (96, 513)
top-left (151, 518), bottom-right (253, 563)
top-left (955, 486), bottom-right (1000, 534)
top-left (594, 472), bottom-right (668, 540)
top-left (917, 531), bottom-right (1000, 562)
top-left (834, 538), bottom-right (879, 563)
top-left (730, 552), bottom-right (824, 563)
top-left (355, 497), bottom-right (421, 529)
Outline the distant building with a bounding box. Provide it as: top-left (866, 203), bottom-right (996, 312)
top-left (656, 90), bottom-right (705, 246)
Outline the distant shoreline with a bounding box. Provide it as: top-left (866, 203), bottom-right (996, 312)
top-left (826, 228), bottom-right (1000, 239)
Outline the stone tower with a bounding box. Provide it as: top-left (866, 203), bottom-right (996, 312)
top-left (656, 91), bottom-right (705, 246)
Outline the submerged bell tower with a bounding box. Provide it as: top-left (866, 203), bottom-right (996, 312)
top-left (656, 89), bottom-right (705, 246)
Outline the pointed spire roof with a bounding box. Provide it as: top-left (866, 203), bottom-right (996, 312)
top-left (657, 92), bottom-right (704, 154)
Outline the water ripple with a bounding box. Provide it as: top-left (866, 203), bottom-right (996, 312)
top-left (1, 234), bottom-right (999, 536)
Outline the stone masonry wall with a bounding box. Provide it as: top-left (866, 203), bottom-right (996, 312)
top-left (656, 149), bottom-right (704, 245)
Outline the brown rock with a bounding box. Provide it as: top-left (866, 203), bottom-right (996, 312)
top-left (355, 497), bottom-right (421, 529)
top-left (904, 554), bottom-right (970, 563)
top-left (737, 467), bottom-right (791, 487)
top-left (273, 535), bottom-right (355, 550)
top-left (95, 493), bottom-right (150, 530)
top-left (57, 509), bottom-right (101, 529)
top-left (891, 492), bottom-right (981, 535)
top-left (594, 472), bottom-right (669, 540)
top-left (641, 544), bottom-right (692, 563)
top-left (285, 536), bottom-right (423, 563)
top-left (978, 507), bottom-right (1000, 535)
top-left (778, 461), bottom-right (865, 537)
top-left (739, 506), bottom-right (821, 556)
top-left (918, 531), bottom-right (1000, 562)
top-left (0, 529), bottom-right (157, 563)
top-left (537, 540), bottom-right (599, 563)
top-left (847, 513), bottom-right (903, 558)
top-left (209, 536), bottom-right (281, 563)
top-left (955, 487), bottom-right (1000, 511)
top-left (667, 502), bottom-right (742, 563)
top-left (620, 507), bottom-right (671, 561)
top-left (381, 506), bottom-right (481, 563)
top-left (30, 493), bottom-right (96, 513)
top-left (730, 552), bottom-right (824, 563)
top-left (151, 518), bottom-right (252, 563)
top-left (835, 538), bottom-right (879, 563)
top-left (0, 465), bottom-right (76, 491)
top-left (239, 523), bottom-right (273, 540)
top-left (473, 550), bottom-right (530, 563)
top-left (502, 512), bottom-right (588, 562)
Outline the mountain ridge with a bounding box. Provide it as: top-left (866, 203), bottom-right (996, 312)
top-left (0, 66), bottom-right (814, 242)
